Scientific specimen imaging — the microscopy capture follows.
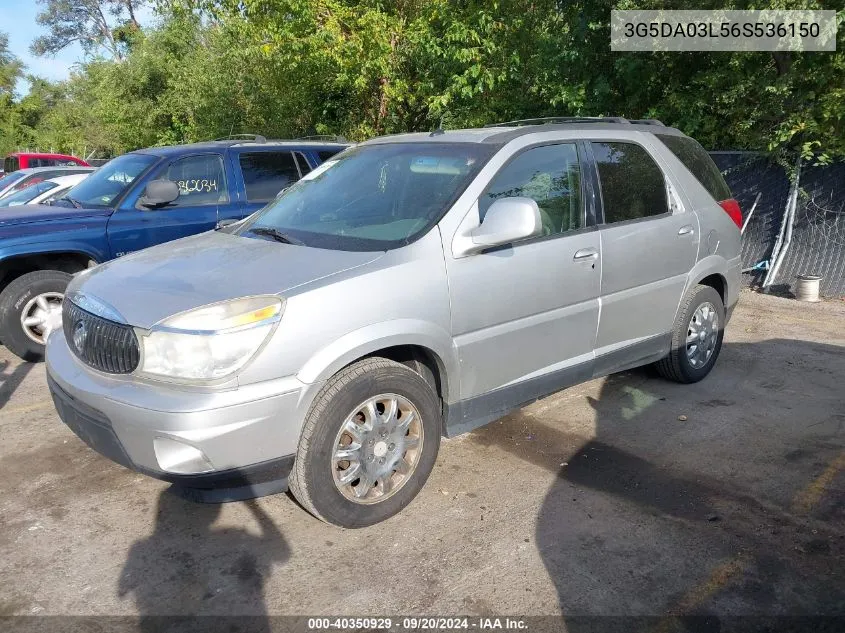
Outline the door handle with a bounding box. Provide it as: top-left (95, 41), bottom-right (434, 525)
top-left (678, 225), bottom-right (695, 236)
top-left (573, 247), bottom-right (599, 261)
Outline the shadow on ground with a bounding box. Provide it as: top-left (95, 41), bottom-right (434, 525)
top-left (119, 491), bottom-right (290, 632)
top-left (0, 359), bottom-right (32, 410)
top-left (472, 339), bottom-right (845, 629)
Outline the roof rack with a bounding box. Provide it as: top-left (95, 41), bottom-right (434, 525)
top-left (213, 133), bottom-right (268, 142)
top-left (484, 116), bottom-right (665, 128)
top-left (295, 135), bottom-right (348, 143)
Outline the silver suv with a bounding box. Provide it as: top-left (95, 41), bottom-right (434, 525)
top-left (46, 118), bottom-right (741, 527)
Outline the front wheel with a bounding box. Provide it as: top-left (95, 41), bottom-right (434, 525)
top-left (655, 284), bottom-right (725, 384)
top-left (0, 270), bottom-right (73, 361)
top-left (289, 357), bottom-right (442, 528)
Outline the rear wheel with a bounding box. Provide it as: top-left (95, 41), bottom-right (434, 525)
top-left (289, 357), bottom-right (441, 528)
top-left (0, 270), bottom-right (72, 361)
top-left (655, 284), bottom-right (725, 384)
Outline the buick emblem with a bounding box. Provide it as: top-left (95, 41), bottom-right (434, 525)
top-left (73, 320), bottom-right (88, 351)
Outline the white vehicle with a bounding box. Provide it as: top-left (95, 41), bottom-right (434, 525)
top-left (0, 173), bottom-right (93, 208)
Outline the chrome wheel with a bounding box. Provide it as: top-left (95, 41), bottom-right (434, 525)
top-left (20, 292), bottom-right (64, 345)
top-left (686, 301), bottom-right (719, 369)
top-left (332, 393), bottom-right (424, 505)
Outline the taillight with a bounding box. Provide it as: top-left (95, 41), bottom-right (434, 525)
top-left (719, 198), bottom-right (742, 229)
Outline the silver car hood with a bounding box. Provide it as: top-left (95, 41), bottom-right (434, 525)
top-left (69, 231), bottom-right (384, 329)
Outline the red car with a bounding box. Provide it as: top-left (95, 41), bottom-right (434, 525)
top-left (3, 152), bottom-right (90, 172)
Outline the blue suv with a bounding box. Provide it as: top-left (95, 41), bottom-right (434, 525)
top-left (0, 136), bottom-right (347, 360)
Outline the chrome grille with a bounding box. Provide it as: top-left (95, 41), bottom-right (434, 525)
top-left (63, 300), bottom-right (140, 374)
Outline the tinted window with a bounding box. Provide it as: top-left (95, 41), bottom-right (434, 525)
top-left (64, 153), bottom-right (157, 207)
top-left (153, 154), bottom-right (228, 207)
top-left (318, 149), bottom-right (343, 161)
top-left (239, 152), bottom-right (300, 202)
top-left (592, 142), bottom-right (668, 223)
top-left (239, 143), bottom-right (492, 251)
top-left (656, 134), bottom-right (731, 202)
top-left (3, 157), bottom-right (18, 172)
top-left (480, 143), bottom-right (582, 235)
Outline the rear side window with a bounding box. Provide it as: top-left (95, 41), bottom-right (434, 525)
top-left (318, 149), bottom-right (342, 161)
top-left (656, 134), bottom-right (731, 202)
top-left (239, 152), bottom-right (301, 202)
top-left (592, 142), bottom-right (668, 224)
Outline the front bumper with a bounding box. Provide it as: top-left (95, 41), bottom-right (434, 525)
top-left (46, 329), bottom-right (320, 501)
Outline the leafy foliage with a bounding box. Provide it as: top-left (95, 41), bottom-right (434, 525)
top-left (1, 2), bottom-right (843, 162)
top-left (31, 0), bottom-right (147, 59)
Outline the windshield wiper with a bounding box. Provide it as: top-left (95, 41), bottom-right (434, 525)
top-left (58, 196), bottom-right (82, 209)
top-left (246, 226), bottom-right (303, 245)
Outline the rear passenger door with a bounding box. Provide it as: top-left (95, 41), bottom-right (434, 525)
top-left (590, 140), bottom-right (698, 373)
top-left (233, 150), bottom-right (308, 214)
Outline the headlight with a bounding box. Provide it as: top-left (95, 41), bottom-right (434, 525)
top-left (139, 296), bottom-right (283, 382)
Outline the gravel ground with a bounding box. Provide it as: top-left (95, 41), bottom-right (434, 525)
top-left (0, 290), bottom-right (843, 627)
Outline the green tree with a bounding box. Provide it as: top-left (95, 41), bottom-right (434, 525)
top-left (31, 0), bottom-right (148, 59)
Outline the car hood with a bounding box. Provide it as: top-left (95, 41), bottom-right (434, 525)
top-left (69, 230), bottom-right (385, 329)
top-left (0, 203), bottom-right (112, 226)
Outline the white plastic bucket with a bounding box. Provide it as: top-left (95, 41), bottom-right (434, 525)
top-left (795, 275), bottom-right (823, 302)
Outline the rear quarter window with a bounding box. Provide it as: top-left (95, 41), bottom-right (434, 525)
top-left (656, 134), bottom-right (732, 202)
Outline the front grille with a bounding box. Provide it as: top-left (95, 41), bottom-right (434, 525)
top-left (63, 300), bottom-right (140, 374)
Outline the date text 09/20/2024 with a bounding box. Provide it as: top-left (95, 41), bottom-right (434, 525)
top-left (307, 617), bottom-right (528, 630)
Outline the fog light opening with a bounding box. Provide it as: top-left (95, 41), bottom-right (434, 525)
top-left (154, 437), bottom-right (214, 474)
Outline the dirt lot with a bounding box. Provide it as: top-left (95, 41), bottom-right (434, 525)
top-left (0, 291), bottom-right (843, 626)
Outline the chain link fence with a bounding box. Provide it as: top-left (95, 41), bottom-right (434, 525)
top-left (710, 152), bottom-right (845, 298)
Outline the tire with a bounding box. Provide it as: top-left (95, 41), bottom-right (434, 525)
top-left (0, 270), bottom-right (73, 362)
top-left (655, 284), bottom-right (725, 384)
top-left (289, 357), bottom-right (442, 528)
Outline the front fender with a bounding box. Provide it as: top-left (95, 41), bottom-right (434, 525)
top-left (296, 319), bottom-right (459, 403)
top-left (0, 240), bottom-right (108, 266)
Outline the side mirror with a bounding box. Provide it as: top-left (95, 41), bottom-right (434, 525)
top-left (139, 179), bottom-right (180, 208)
top-left (469, 197), bottom-right (542, 250)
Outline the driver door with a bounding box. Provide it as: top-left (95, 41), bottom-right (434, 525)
top-left (108, 153), bottom-right (232, 257)
top-left (444, 142), bottom-right (602, 421)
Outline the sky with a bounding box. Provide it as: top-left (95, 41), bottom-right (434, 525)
top-left (0, 0), bottom-right (157, 96)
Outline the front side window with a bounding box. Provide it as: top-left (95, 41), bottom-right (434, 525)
top-left (480, 143), bottom-right (583, 235)
top-left (238, 142), bottom-right (492, 251)
top-left (239, 152), bottom-right (301, 202)
top-left (152, 154), bottom-right (228, 207)
top-left (592, 142), bottom-right (668, 224)
top-left (63, 153), bottom-right (157, 208)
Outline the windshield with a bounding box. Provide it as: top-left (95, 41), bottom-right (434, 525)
top-left (237, 142), bottom-right (492, 251)
top-left (0, 181), bottom-right (58, 207)
top-left (0, 171), bottom-right (26, 196)
top-left (61, 153), bottom-right (157, 208)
